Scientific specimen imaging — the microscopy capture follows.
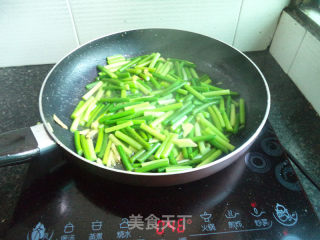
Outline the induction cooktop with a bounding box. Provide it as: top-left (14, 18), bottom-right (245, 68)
top-left (2, 122), bottom-right (320, 240)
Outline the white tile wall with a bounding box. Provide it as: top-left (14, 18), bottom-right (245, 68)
top-left (288, 32), bottom-right (320, 114)
top-left (0, 0), bottom-right (78, 67)
top-left (270, 11), bottom-right (320, 114)
top-left (270, 12), bottom-right (306, 73)
top-left (233, 0), bottom-right (290, 51)
top-left (0, 0), bottom-right (291, 67)
top-left (68, 0), bottom-right (242, 45)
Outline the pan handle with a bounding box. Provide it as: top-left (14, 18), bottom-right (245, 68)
top-left (0, 124), bottom-right (57, 167)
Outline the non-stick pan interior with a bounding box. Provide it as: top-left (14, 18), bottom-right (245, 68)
top-left (40, 29), bottom-right (268, 161)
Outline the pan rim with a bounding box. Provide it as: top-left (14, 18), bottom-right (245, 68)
top-left (39, 28), bottom-right (271, 177)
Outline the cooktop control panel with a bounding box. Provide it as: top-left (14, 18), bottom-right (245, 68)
top-left (3, 123), bottom-right (320, 240)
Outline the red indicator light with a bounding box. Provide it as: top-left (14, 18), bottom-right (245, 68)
top-left (177, 218), bottom-right (185, 233)
top-left (283, 229), bottom-right (288, 236)
top-left (156, 220), bottom-right (165, 235)
top-left (156, 218), bottom-right (190, 235)
top-left (251, 202), bottom-right (257, 208)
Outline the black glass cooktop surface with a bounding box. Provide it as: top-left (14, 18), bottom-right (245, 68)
top-left (2, 122), bottom-right (320, 240)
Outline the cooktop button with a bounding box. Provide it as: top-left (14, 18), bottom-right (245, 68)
top-left (273, 203), bottom-right (298, 227)
top-left (275, 161), bottom-right (301, 191)
top-left (261, 137), bottom-right (283, 157)
top-left (245, 152), bottom-right (271, 173)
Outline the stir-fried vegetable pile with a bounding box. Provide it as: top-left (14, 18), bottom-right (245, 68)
top-left (68, 53), bottom-right (246, 173)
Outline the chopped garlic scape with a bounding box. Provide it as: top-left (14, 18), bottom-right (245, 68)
top-left (105, 61), bottom-right (129, 71)
top-left (86, 130), bottom-right (98, 139)
top-left (79, 129), bottom-right (90, 135)
top-left (173, 138), bottom-right (197, 148)
top-left (53, 114), bottom-right (68, 130)
top-left (111, 143), bottom-right (121, 163)
top-left (96, 158), bottom-right (103, 166)
top-left (182, 123), bottom-right (193, 137)
top-left (82, 81), bottom-right (103, 101)
top-left (144, 111), bottom-right (165, 117)
top-left (106, 150), bottom-right (114, 167)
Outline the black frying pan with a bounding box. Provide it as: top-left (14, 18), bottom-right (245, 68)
top-left (0, 29), bottom-right (270, 186)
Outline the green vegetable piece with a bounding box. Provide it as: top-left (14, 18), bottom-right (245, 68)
top-left (132, 163), bottom-right (142, 168)
top-left (168, 151), bottom-right (177, 165)
top-left (97, 134), bottom-right (109, 159)
top-left (191, 134), bottom-right (216, 142)
top-left (126, 126), bottom-right (151, 149)
top-left (129, 149), bottom-right (146, 163)
top-left (149, 53), bottom-right (161, 68)
top-left (154, 135), bottom-right (170, 159)
top-left (149, 76), bottom-right (161, 89)
top-left (117, 145), bottom-right (133, 171)
top-left (151, 102), bottom-right (183, 112)
top-left (129, 96), bottom-right (158, 103)
top-left (115, 130), bottom-right (143, 150)
top-left (197, 150), bottom-right (222, 167)
top-left (118, 57), bottom-right (142, 72)
top-left (222, 110), bottom-right (233, 132)
top-left (108, 134), bottom-right (132, 156)
top-left (219, 98), bottom-right (225, 112)
top-left (208, 106), bottom-right (222, 131)
top-left (102, 139), bottom-right (112, 165)
top-left (138, 143), bottom-right (161, 162)
top-left (74, 131), bottom-right (83, 156)
top-left (72, 97), bottom-right (95, 119)
top-left (192, 102), bottom-right (215, 115)
top-left (80, 134), bottom-right (97, 161)
top-left (204, 128), bottom-right (235, 151)
top-left (233, 113), bottom-right (240, 134)
top-left (226, 95), bottom-right (232, 117)
top-left (99, 97), bottom-right (129, 103)
top-left (203, 90), bottom-right (231, 97)
top-left (184, 84), bottom-right (206, 102)
top-left (140, 123), bottom-right (166, 141)
top-left (239, 98), bottom-right (245, 126)
top-left (94, 126), bottom-right (105, 153)
top-left (70, 116), bottom-right (81, 133)
top-left (178, 148), bottom-right (214, 166)
top-left (71, 100), bottom-right (85, 119)
top-left (109, 102), bottom-right (138, 112)
top-left (194, 122), bottom-right (206, 154)
top-left (135, 81), bottom-right (151, 95)
top-left (197, 113), bottom-right (228, 141)
top-left (230, 103), bottom-right (236, 127)
top-left (182, 147), bottom-right (189, 159)
top-left (167, 58), bottom-right (196, 67)
top-left (115, 72), bottom-right (131, 78)
top-left (211, 105), bottom-right (226, 128)
top-left (161, 133), bottom-right (175, 158)
top-left (100, 78), bottom-right (124, 86)
top-left (190, 68), bottom-right (199, 79)
top-left (86, 81), bottom-right (100, 90)
top-left (97, 65), bottom-right (118, 79)
top-left (158, 81), bottom-right (187, 97)
top-left (135, 159), bottom-right (169, 172)
top-left (165, 166), bottom-right (192, 172)
top-left (152, 72), bottom-right (176, 83)
top-left (82, 81), bottom-right (103, 101)
top-left (105, 121), bottom-right (134, 133)
top-left (99, 109), bottom-right (135, 123)
top-left (190, 149), bottom-right (200, 159)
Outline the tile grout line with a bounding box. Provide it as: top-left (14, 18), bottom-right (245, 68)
top-left (232, 0), bottom-right (245, 46)
top-left (287, 30), bottom-right (307, 74)
top-left (65, 0), bottom-right (80, 46)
